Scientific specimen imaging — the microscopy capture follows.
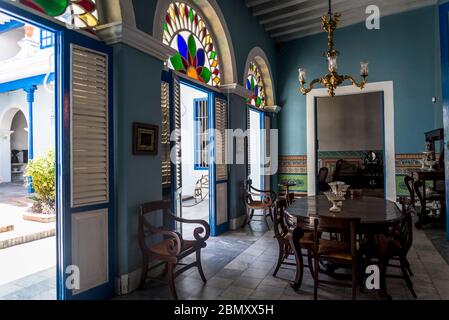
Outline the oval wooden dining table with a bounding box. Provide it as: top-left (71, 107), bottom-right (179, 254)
top-left (285, 195), bottom-right (404, 299)
top-left (285, 195), bottom-right (403, 230)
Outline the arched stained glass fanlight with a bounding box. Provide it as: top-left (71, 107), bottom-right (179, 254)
top-left (163, 2), bottom-right (221, 87)
top-left (20, 0), bottom-right (99, 30)
top-left (246, 62), bottom-right (265, 109)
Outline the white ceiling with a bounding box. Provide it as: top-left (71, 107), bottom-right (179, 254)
top-left (246, 0), bottom-right (437, 42)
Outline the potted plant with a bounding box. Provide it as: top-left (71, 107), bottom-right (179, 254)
top-left (23, 149), bottom-right (56, 223)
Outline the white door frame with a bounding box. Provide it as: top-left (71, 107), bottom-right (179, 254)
top-left (306, 81), bottom-right (397, 201)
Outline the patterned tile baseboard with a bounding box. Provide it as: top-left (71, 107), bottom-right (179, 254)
top-left (278, 156), bottom-right (308, 195)
top-left (279, 153), bottom-right (426, 197)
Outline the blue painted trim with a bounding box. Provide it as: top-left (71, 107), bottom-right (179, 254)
top-left (178, 75), bottom-right (211, 94)
top-left (0, 3), bottom-right (65, 300)
top-left (260, 111), bottom-right (266, 192)
top-left (0, 73), bottom-right (55, 93)
top-left (193, 97), bottom-right (209, 171)
top-left (439, 2), bottom-right (449, 241)
top-left (0, 19), bottom-right (24, 34)
top-left (210, 90), bottom-right (230, 236)
top-left (59, 30), bottom-right (114, 300)
top-left (208, 90), bottom-right (217, 236)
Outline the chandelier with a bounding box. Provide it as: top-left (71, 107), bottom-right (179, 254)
top-left (298, 0), bottom-right (369, 97)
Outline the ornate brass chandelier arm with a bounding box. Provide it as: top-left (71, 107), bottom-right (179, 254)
top-left (343, 75), bottom-right (367, 89)
top-left (299, 78), bottom-right (322, 94)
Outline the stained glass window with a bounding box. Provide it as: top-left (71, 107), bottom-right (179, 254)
top-left (246, 62), bottom-right (265, 109)
top-left (20, 0), bottom-right (99, 30)
top-left (163, 2), bottom-right (221, 87)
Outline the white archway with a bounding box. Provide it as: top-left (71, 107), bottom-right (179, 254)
top-left (244, 47), bottom-right (276, 107)
top-left (97, 0), bottom-right (136, 27)
top-left (153, 0), bottom-right (237, 86)
top-left (0, 106), bottom-right (28, 183)
top-left (306, 81), bottom-right (396, 201)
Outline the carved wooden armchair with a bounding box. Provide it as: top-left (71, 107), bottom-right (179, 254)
top-left (138, 200), bottom-right (210, 300)
top-left (244, 180), bottom-right (277, 229)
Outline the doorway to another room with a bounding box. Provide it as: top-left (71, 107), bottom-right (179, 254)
top-left (179, 83), bottom-right (210, 238)
top-left (248, 108), bottom-right (264, 192)
top-left (0, 11), bottom-right (56, 300)
top-left (316, 92), bottom-right (385, 198)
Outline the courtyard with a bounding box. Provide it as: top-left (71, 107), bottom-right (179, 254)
top-left (0, 182), bottom-right (55, 299)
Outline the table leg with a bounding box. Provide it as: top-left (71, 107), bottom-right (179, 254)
top-left (289, 227), bottom-right (304, 290)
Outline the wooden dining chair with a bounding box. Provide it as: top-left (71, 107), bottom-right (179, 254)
top-left (244, 180), bottom-right (277, 229)
top-left (414, 179), bottom-right (446, 227)
top-left (312, 216), bottom-right (361, 300)
top-left (318, 167), bottom-right (330, 192)
top-left (379, 203), bottom-right (417, 298)
top-left (138, 200), bottom-right (210, 300)
top-left (272, 199), bottom-right (314, 289)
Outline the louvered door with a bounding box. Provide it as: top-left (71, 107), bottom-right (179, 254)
top-left (209, 94), bottom-right (229, 236)
top-left (161, 79), bottom-right (171, 196)
top-left (161, 71), bottom-right (183, 230)
top-left (60, 34), bottom-right (114, 300)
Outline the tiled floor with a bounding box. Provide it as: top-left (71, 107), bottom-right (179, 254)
top-left (0, 267), bottom-right (56, 300)
top-left (121, 218), bottom-right (449, 300)
top-left (182, 197), bottom-right (209, 239)
top-left (424, 227), bottom-right (449, 266)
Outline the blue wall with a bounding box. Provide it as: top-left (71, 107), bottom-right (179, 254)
top-left (278, 6), bottom-right (443, 156)
top-left (114, 43), bottom-right (164, 274)
top-left (214, 0), bottom-right (277, 84)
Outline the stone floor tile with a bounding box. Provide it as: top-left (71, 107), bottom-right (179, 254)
top-left (250, 285), bottom-right (284, 300)
top-left (231, 276), bottom-right (263, 289)
top-left (219, 286), bottom-right (253, 300)
top-left (204, 277), bottom-right (233, 289)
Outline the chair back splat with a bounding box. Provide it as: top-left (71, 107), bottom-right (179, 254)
top-left (312, 216), bottom-right (360, 300)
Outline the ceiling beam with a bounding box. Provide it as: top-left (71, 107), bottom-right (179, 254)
top-left (259, 0), bottom-right (348, 25)
top-left (265, 0), bottom-right (375, 32)
top-left (276, 0), bottom-right (436, 42)
top-left (245, 0), bottom-right (272, 8)
top-left (270, 0), bottom-right (387, 38)
top-left (252, 0), bottom-right (313, 17)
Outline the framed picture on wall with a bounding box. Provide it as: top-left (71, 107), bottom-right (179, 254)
top-left (133, 123), bottom-right (159, 155)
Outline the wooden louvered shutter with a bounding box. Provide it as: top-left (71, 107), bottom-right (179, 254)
top-left (161, 81), bottom-right (171, 188)
top-left (215, 97), bottom-right (228, 181)
top-left (173, 78), bottom-right (182, 190)
top-left (71, 46), bottom-right (109, 207)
